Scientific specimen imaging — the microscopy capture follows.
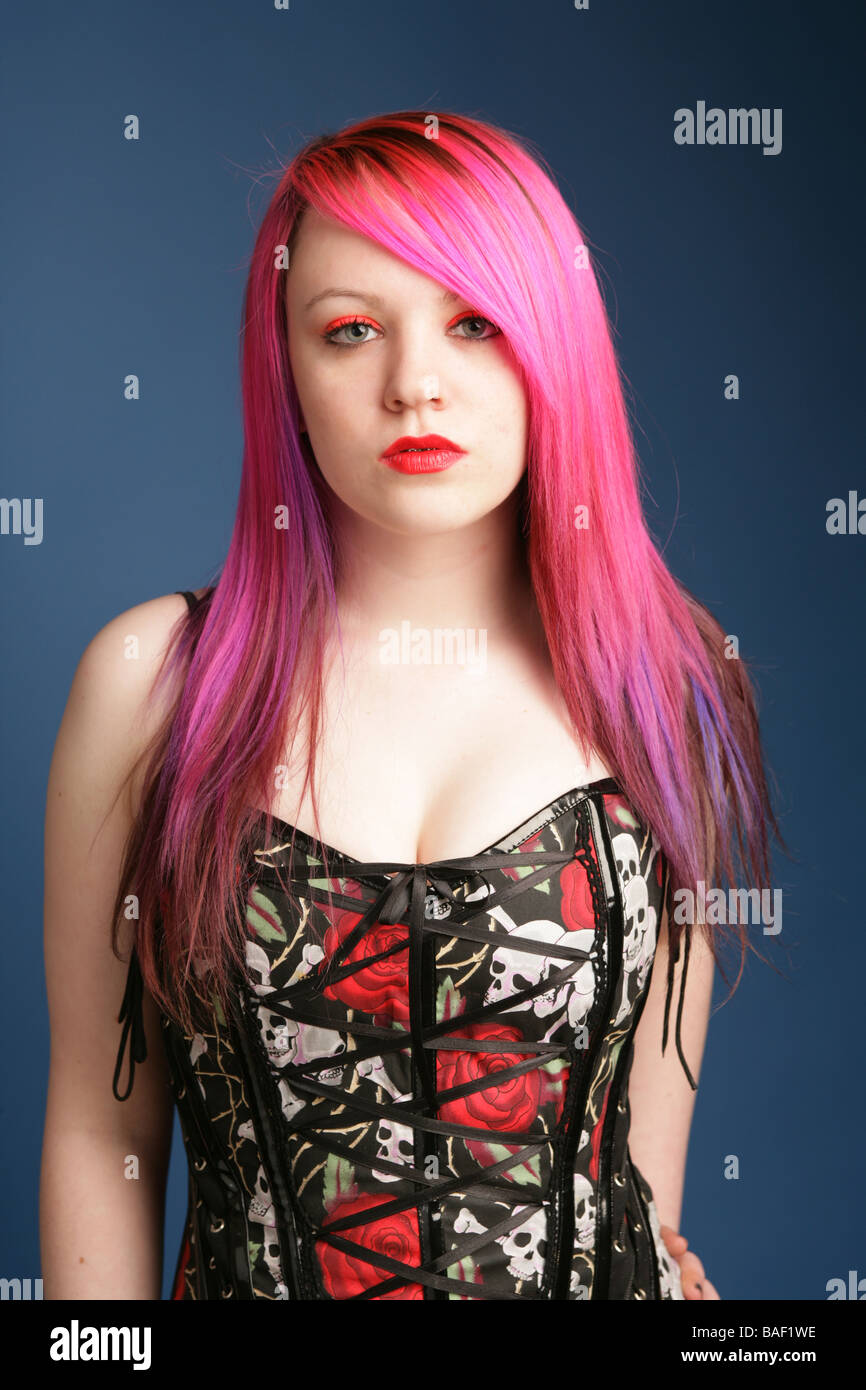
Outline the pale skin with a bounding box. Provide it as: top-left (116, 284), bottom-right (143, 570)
top-left (40, 205), bottom-right (718, 1299)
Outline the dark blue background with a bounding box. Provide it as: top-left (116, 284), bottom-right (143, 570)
top-left (2, 0), bottom-right (862, 1301)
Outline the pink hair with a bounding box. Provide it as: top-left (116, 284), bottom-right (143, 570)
top-left (111, 109), bottom-right (786, 1084)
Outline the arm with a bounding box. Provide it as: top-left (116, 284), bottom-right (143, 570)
top-left (626, 897), bottom-right (714, 1233)
top-left (629, 763), bottom-right (718, 1235)
top-left (40, 593), bottom-right (191, 1299)
top-left (626, 888), bottom-right (720, 1298)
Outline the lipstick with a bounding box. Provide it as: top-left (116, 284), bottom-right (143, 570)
top-left (380, 433), bottom-right (466, 475)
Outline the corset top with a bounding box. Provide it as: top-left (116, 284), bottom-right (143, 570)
top-left (112, 773), bottom-right (695, 1300)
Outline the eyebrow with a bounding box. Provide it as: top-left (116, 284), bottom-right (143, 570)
top-left (304, 286), bottom-right (462, 312)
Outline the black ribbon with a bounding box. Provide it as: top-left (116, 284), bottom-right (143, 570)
top-left (660, 860), bottom-right (698, 1092)
top-left (112, 944), bottom-right (148, 1102)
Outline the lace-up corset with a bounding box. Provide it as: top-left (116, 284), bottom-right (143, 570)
top-left (113, 668), bottom-right (693, 1300)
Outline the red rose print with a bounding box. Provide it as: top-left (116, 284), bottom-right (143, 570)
top-left (316, 1193), bottom-right (423, 1299)
top-left (320, 907), bottom-right (410, 1023)
top-left (560, 858), bottom-right (596, 933)
top-left (437, 1021), bottom-right (541, 1132)
top-left (605, 793), bottom-right (639, 835)
top-left (334, 876), bottom-right (366, 902)
top-left (500, 829), bottom-right (545, 882)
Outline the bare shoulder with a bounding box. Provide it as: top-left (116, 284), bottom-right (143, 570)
top-left (73, 588), bottom-right (199, 726)
top-left (50, 589), bottom-right (203, 831)
top-left (42, 590), bottom-right (208, 1144)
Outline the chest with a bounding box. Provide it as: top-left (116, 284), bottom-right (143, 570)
top-left (267, 631), bottom-right (611, 862)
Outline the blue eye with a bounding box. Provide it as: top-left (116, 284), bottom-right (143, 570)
top-left (321, 312), bottom-right (501, 349)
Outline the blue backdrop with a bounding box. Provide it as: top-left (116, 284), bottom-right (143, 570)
top-left (2, 0), bottom-right (862, 1301)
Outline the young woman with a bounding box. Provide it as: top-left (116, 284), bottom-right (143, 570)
top-left (40, 110), bottom-right (781, 1300)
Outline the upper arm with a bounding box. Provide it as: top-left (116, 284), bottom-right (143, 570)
top-left (43, 591), bottom-right (193, 1152)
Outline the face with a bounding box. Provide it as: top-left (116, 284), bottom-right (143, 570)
top-left (286, 208), bottom-right (528, 536)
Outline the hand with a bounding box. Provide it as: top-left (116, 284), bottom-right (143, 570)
top-left (660, 1225), bottom-right (721, 1299)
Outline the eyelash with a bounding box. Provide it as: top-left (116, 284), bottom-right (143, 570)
top-left (321, 312), bottom-right (500, 349)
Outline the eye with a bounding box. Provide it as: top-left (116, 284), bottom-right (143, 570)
top-left (320, 311), bottom-right (501, 349)
top-left (322, 315), bottom-right (380, 348)
top-left (448, 312), bottom-right (500, 340)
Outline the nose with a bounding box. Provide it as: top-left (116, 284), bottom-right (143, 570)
top-left (382, 335), bottom-right (444, 412)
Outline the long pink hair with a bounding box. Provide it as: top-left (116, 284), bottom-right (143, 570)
top-left (111, 109), bottom-right (786, 1085)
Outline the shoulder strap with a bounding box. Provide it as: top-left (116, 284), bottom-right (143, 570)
top-left (176, 589), bottom-right (202, 614)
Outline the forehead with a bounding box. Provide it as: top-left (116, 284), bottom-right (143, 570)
top-left (290, 208), bottom-right (370, 264)
top-left (286, 209), bottom-right (455, 308)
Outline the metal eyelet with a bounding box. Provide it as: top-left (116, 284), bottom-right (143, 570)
top-left (220, 1284), bottom-right (234, 1298)
top-left (193, 1157), bottom-right (207, 1172)
top-left (210, 1217), bottom-right (225, 1234)
top-left (208, 1256), bottom-right (216, 1270)
top-left (634, 1286), bottom-right (646, 1299)
top-left (613, 1238), bottom-right (626, 1253)
top-left (177, 1085), bottom-right (186, 1100)
top-left (617, 1102), bottom-right (627, 1114)
top-left (161, 1016), bottom-right (171, 1029)
top-left (613, 1172), bottom-right (626, 1187)
top-left (633, 1222), bottom-right (642, 1233)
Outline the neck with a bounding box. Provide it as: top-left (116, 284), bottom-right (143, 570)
top-left (326, 486), bottom-right (541, 647)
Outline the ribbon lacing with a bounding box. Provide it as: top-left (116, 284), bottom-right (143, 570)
top-left (247, 840), bottom-right (598, 1299)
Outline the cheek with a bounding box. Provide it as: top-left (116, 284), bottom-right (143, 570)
top-left (485, 365), bottom-right (528, 436)
top-left (488, 390), bottom-right (529, 456)
top-left (287, 330), bottom-right (339, 409)
top-left (306, 402), bottom-right (364, 461)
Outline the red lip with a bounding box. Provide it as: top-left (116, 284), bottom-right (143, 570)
top-left (381, 433), bottom-right (465, 459)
